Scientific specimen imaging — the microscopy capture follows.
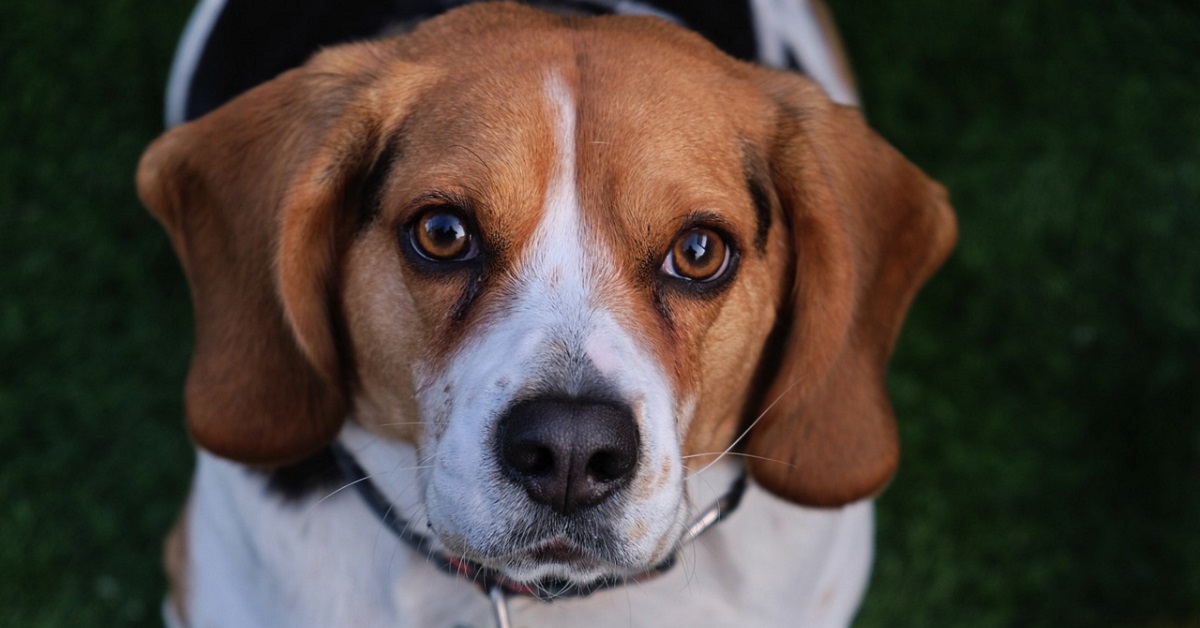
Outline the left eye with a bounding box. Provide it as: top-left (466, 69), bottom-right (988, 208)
top-left (661, 227), bottom-right (731, 282)
top-left (410, 208), bottom-right (478, 262)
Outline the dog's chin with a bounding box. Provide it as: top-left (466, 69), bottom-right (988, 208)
top-left (456, 535), bottom-right (655, 590)
top-left (500, 538), bottom-right (618, 585)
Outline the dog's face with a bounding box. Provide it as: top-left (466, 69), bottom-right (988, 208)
top-left (138, 4), bottom-right (954, 587)
top-left (341, 35), bottom-right (789, 582)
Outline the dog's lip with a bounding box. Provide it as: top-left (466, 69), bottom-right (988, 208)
top-left (450, 534), bottom-right (605, 567)
top-left (527, 537), bottom-right (594, 565)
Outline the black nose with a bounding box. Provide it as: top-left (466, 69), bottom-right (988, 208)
top-left (497, 397), bottom-right (640, 515)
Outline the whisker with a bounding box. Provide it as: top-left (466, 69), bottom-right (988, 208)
top-left (685, 377), bottom-right (803, 480)
top-left (682, 477), bottom-right (712, 590)
top-left (681, 451), bottom-right (798, 469)
top-left (310, 464), bottom-right (433, 511)
top-left (306, 475), bottom-right (376, 517)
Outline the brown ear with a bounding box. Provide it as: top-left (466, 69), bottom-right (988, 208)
top-left (745, 71), bottom-right (957, 506)
top-left (136, 43), bottom-right (428, 464)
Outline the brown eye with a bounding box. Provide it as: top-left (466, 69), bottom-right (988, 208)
top-left (411, 209), bottom-right (476, 261)
top-left (662, 227), bottom-right (730, 282)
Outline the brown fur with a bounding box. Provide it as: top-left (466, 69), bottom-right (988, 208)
top-left (138, 3), bottom-right (954, 509)
top-left (743, 73), bottom-right (957, 505)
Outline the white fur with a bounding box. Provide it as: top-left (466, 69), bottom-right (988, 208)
top-left (171, 61), bottom-right (876, 628)
top-left (413, 72), bottom-right (687, 583)
top-left (749, 0), bottom-right (858, 106)
top-left (174, 443), bottom-right (873, 627)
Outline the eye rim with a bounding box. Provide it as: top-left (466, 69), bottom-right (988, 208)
top-left (405, 205), bottom-right (480, 264)
top-left (661, 226), bottom-right (735, 284)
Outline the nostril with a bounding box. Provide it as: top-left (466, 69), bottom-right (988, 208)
top-left (496, 396), bottom-right (640, 514)
top-left (506, 441), bottom-right (555, 476)
top-left (587, 449), bottom-right (635, 483)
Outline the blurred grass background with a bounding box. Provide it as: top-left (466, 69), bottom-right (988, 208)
top-left (1, 0), bottom-right (1196, 626)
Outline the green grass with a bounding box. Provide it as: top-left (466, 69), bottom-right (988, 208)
top-left (0, 1), bottom-right (195, 625)
top-left (833, 3), bottom-right (1200, 626)
top-left (1, 1), bottom-right (1197, 626)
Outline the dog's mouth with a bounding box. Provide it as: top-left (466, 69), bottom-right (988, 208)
top-left (526, 537), bottom-right (597, 566)
top-left (450, 531), bottom-right (646, 588)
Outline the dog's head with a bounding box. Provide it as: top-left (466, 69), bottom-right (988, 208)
top-left (139, 3), bottom-right (954, 587)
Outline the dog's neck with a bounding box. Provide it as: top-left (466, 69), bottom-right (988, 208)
top-left (174, 422), bottom-right (873, 627)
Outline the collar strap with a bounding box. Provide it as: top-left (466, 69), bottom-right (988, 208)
top-left (329, 442), bottom-right (747, 603)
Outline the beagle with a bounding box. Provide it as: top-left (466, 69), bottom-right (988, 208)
top-left (138, 3), bottom-right (955, 626)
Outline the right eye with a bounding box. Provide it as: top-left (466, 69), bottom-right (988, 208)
top-left (661, 227), bottom-right (732, 283)
top-left (409, 208), bottom-right (478, 262)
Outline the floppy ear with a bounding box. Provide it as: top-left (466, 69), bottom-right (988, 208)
top-left (745, 71), bottom-right (957, 506)
top-left (136, 43), bottom-right (427, 464)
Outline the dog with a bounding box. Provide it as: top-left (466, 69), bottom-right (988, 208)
top-left (138, 3), bottom-right (956, 626)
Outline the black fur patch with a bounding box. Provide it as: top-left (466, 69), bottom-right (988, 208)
top-left (265, 447), bottom-right (344, 501)
top-left (358, 130), bottom-right (406, 231)
top-left (743, 146), bottom-right (776, 253)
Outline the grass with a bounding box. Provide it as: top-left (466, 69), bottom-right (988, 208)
top-left (834, 2), bottom-right (1200, 626)
top-left (1, 1), bottom-right (197, 625)
top-left (1, 0), bottom-right (1197, 626)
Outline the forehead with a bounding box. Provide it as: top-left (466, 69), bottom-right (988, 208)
top-left (381, 24), bottom-right (771, 234)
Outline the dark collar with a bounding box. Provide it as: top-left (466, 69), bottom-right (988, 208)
top-left (329, 441), bottom-right (747, 609)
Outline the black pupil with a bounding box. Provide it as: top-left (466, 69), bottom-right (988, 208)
top-left (424, 213), bottom-right (465, 251)
top-left (682, 231), bottom-right (712, 266)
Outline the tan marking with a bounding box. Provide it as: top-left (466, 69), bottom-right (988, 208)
top-left (655, 456), bottom-right (673, 492)
top-left (651, 530), bottom-right (673, 564)
top-left (144, 2), bottom-right (951, 536)
top-left (321, 8), bottom-right (792, 466)
top-left (627, 520), bottom-right (649, 544)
